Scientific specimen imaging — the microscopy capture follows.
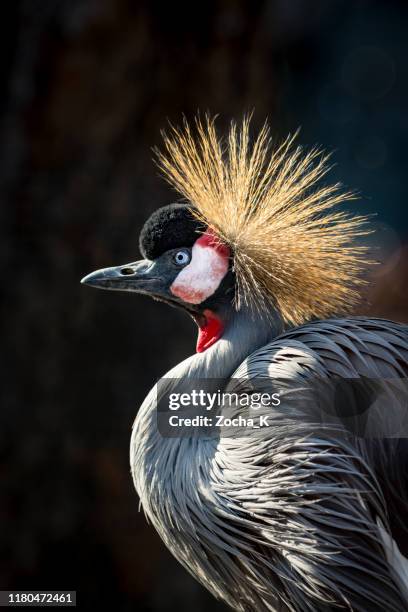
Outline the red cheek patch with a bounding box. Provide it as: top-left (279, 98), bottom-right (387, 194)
top-left (170, 230), bottom-right (230, 305)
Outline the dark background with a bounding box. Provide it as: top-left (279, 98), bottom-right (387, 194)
top-left (1, 1), bottom-right (407, 610)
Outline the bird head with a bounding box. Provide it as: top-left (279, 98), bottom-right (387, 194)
top-left (82, 117), bottom-right (373, 353)
top-left (81, 203), bottom-right (236, 352)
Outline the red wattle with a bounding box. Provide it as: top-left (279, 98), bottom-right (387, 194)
top-left (196, 309), bottom-right (224, 353)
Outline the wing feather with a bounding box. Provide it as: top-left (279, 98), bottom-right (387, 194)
top-left (222, 317), bottom-right (408, 609)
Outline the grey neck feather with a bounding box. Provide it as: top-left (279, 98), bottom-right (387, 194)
top-left (166, 305), bottom-right (281, 382)
top-left (130, 305), bottom-right (282, 604)
top-left (130, 304), bottom-right (281, 500)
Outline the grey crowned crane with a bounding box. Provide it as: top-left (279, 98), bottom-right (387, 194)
top-left (82, 118), bottom-right (408, 611)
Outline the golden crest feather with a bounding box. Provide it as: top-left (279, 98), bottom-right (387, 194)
top-left (155, 116), bottom-right (373, 325)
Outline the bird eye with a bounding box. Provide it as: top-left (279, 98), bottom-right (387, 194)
top-left (173, 250), bottom-right (191, 266)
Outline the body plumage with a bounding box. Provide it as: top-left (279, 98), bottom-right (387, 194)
top-left (131, 315), bottom-right (408, 611)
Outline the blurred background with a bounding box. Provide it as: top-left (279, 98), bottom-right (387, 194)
top-left (1, 0), bottom-right (407, 610)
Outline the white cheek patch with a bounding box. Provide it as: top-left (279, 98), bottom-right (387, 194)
top-left (170, 241), bottom-right (229, 304)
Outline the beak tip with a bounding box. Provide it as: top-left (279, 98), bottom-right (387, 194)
top-left (80, 274), bottom-right (91, 286)
top-left (81, 271), bottom-right (102, 287)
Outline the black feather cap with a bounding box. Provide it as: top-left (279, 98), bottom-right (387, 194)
top-left (139, 203), bottom-right (206, 260)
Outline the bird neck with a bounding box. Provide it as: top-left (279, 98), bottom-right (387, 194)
top-left (131, 306), bottom-right (281, 550)
top-left (168, 305), bottom-right (281, 381)
top-left (134, 305), bottom-right (281, 441)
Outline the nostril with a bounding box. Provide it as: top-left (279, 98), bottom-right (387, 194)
top-left (120, 267), bottom-right (135, 276)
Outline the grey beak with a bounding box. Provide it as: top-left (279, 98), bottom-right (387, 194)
top-left (81, 259), bottom-right (160, 293)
